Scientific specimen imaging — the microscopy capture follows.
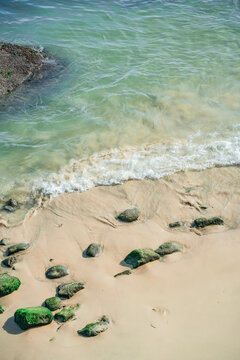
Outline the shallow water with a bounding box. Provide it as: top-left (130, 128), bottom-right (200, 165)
top-left (0, 0), bottom-right (240, 221)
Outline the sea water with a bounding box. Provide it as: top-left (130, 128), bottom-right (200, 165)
top-left (0, 0), bottom-right (240, 221)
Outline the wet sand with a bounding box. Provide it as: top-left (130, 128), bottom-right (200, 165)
top-left (0, 166), bottom-right (240, 360)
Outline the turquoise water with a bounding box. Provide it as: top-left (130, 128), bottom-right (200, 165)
top-left (0, 0), bottom-right (240, 218)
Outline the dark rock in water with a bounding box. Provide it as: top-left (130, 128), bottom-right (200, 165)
top-left (124, 249), bottom-right (160, 269)
top-left (5, 199), bottom-right (19, 208)
top-left (2, 205), bottom-right (15, 213)
top-left (57, 282), bottom-right (85, 299)
top-left (77, 316), bottom-right (110, 337)
top-left (169, 221), bottom-right (183, 228)
top-left (117, 207), bottom-right (140, 222)
top-left (46, 265), bottom-right (69, 279)
top-left (114, 269), bottom-right (131, 278)
top-left (45, 296), bottom-right (61, 311)
top-left (85, 243), bottom-right (101, 257)
top-left (14, 306), bottom-right (53, 330)
top-left (2, 256), bottom-right (18, 268)
top-left (155, 242), bottom-right (183, 256)
top-left (0, 273), bottom-right (21, 297)
top-left (0, 42), bottom-right (48, 96)
top-left (0, 238), bottom-right (10, 246)
top-left (54, 304), bottom-right (80, 322)
top-left (191, 217), bottom-right (224, 228)
top-left (0, 305), bottom-right (4, 314)
top-left (7, 243), bottom-right (30, 255)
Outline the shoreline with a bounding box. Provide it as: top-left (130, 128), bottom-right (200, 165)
top-left (0, 165), bottom-right (240, 359)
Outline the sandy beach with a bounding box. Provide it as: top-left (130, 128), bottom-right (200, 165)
top-left (0, 165), bottom-right (240, 360)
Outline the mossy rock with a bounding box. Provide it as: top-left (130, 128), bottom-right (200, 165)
top-left (114, 270), bottom-right (131, 278)
top-left (117, 207), bottom-right (140, 222)
top-left (14, 306), bottom-right (53, 330)
top-left (46, 265), bottom-right (69, 279)
top-left (54, 304), bottom-right (80, 322)
top-left (155, 242), bottom-right (184, 256)
top-left (45, 296), bottom-right (61, 311)
top-left (169, 221), bottom-right (183, 228)
top-left (191, 217), bottom-right (224, 228)
top-left (7, 243), bottom-right (30, 255)
top-left (123, 249), bottom-right (160, 269)
top-left (85, 243), bottom-right (101, 257)
top-left (0, 273), bottom-right (21, 297)
top-left (2, 256), bottom-right (17, 268)
top-left (78, 316), bottom-right (109, 337)
top-left (0, 305), bottom-right (4, 314)
top-left (57, 282), bottom-right (85, 299)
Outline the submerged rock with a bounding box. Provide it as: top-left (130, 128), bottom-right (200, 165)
top-left (57, 282), bottom-right (85, 299)
top-left (54, 304), bottom-right (80, 322)
top-left (191, 217), bottom-right (224, 228)
top-left (14, 306), bottom-right (53, 330)
top-left (2, 256), bottom-right (18, 268)
top-left (114, 269), bottom-right (131, 278)
top-left (77, 316), bottom-right (110, 337)
top-left (0, 273), bottom-right (21, 297)
top-left (7, 243), bottom-right (30, 255)
top-left (169, 221), bottom-right (183, 228)
top-left (5, 199), bottom-right (19, 208)
top-left (117, 207), bottom-right (140, 222)
top-left (46, 265), bottom-right (69, 279)
top-left (45, 296), bottom-right (61, 311)
top-left (155, 242), bottom-right (184, 256)
top-left (0, 42), bottom-right (48, 96)
top-left (0, 305), bottom-right (4, 314)
top-left (85, 243), bottom-right (101, 257)
top-left (124, 249), bottom-right (160, 269)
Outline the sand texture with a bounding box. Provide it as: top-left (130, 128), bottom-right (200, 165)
top-left (0, 166), bottom-right (240, 360)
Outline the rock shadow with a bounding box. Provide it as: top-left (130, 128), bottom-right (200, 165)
top-left (3, 316), bottom-right (25, 335)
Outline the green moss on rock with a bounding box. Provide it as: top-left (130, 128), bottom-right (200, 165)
top-left (169, 221), bottom-right (183, 228)
top-left (45, 296), bottom-right (61, 311)
top-left (0, 305), bottom-right (4, 314)
top-left (46, 265), bottom-right (69, 279)
top-left (192, 217), bottom-right (224, 228)
top-left (7, 243), bottom-right (30, 255)
top-left (114, 270), bottom-right (131, 278)
top-left (86, 243), bottom-right (101, 257)
top-left (0, 273), bottom-right (21, 297)
top-left (117, 207), bottom-right (140, 222)
top-left (77, 316), bottom-right (110, 337)
top-left (124, 249), bottom-right (160, 269)
top-left (14, 306), bottom-right (53, 330)
top-left (57, 282), bottom-right (85, 299)
top-left (54, 304), bottom-right (80, 322)
top-left (155, 242), bottom-right (184, 256)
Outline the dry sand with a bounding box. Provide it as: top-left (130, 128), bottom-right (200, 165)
top-left (0, 166), bottom-right (240, 360)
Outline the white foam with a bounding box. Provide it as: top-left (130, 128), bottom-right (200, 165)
top-left (33, 133), bottom-right (240, 197)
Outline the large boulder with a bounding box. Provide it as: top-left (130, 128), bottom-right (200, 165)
top-left (54, 305), bottom-right (80, 322)
top-left (77, 316), bottom-right (110, 337)
top-left (155, 242), bottom-right (184, 256)
top-left (45, 297), bottom-right (61, 311)
top-left (0, 42), bottom-right (47, 96)
top-left (0, 273), bottom-right (21, 297)
top-left (45, 265), bottom-right (69, 279)
top-left (14, 306), bottom-right (53, 330)
top-left (85, 243), bottom-right (101, 257)
top-left (57, 282), bottom-right (85, 299)
top-left (191, 217), bottom-right (224, 228)
top-left (123, 249), bottom-right (160, 269)
top-left (117, 207), bottom-right (140, 222)
top-left (7, 243), bottom-right (30, 255)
